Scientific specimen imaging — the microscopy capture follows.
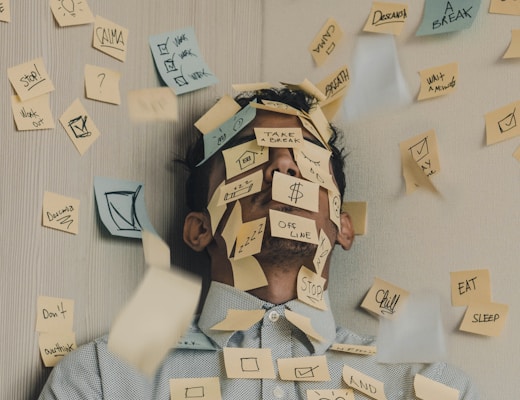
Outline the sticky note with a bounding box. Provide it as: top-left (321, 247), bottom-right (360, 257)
top-left (36, 296), bottom-right (75, 333)
top-left (308, 17), bottom-right (343, 66)
top-left (316, 65), bottom-right (351, 101)
top-left (363, 2), bottom-right (408, 35)
top-left (485, 100), bottom-right (520, 145)
top-left (142, 230), bottom-right (171, 269)
top-left (307, 389), bottom-right (354, 400)
top-left (220, 201), bottom-right (242, 257)
top-left (513, 145), bottom-right (520, 162)
top-left (416, 0), bottom-right (481, 36)
top-left (234, 217), bottom-right (266, 260)
top-left (92, 15), bottom-right (128, 61)
top-left (39, 331), bottom-right (77, 367)
top-left (7, 57), bottom-right (55, 102)
top-left (207, 181), bottom-right (227, 235)
top-left (194, 95), bottom-right (241, 134)
top-left (232, 82), bottom-right (272, 92)
top-left (222, 140), bottom-right (268, 180)
top-left (250, 100), bottom-right (301, 116)
top-left (217, 170), bottom-right (263, 206)
top-left (343, 365), bottom-right (387, 400)
top-left (42, 191), bottom-right (80, 235)
top-left (93, 176), bottom-right (157, 238)
top-left (297, 266), bottom-right (327, 310)
top-left (0, 0), bottom-right (11, 22)
top-left (149, 27), bottom-right (218, 95)
top-left (11, 94), bottom-right (55, 131)
top-left (328, 189), bottom-right (341, 229)
top-left (254, 127), bottom-right (304, 148)
top-left (342, 201), bottom-right (367, 235)
top-left (229, 256), bottom-right (268, 291)
top-left (59, 98), bottom-right (101, 155)
top-left (330, 343), bottom-right (377, 355)
top-left (127, 87), bottom-right (178, 122)
top-left (285, 309), bottom-right (324, 341)
top-left (414, 374), bottom-right (459, 400)
top-left (50, 0), bottom-right (94, 27)
top-left (108, 266), bottom-right (201, 376)
top-left (307, 105), bottom-right (333, 144)
top-left (450, 269), bottom-right (492, 306)
top-left (223, 347), bottom-right (275, 379)
top-left (294, 142), bottom-right (336, 193)
top-left (281, 79), bottom-right (326, 102)
top-left (417, 63), bottom-right (458, 101)
top-left (272, 172), bottom-right (320, 213)
top-left (361, 277), bottom-right (409, 319)
top-left (269, 209), bottom-right (319, 245)
top-left (503, 30), bottom-right (520, 58)
top-left (489, 0), bottom-right (520, 15)
top-left (459, 302), bottom-right (509, 336)
top-left (170, 377), bottom-right (222, 400)
top-left (277, 355), bottom-right (330, 381)
top-left (313, 230), bottom-right (331, 276)
top-left (85, 64), bottom-right (121, 105)
top-left (210, 309), bottom-right (265, 331)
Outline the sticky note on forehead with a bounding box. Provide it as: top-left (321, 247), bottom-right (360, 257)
top-left (222, 140), bottom-right (268, 179)
top-left (194, 95), bottom-right (241, 134)
top-left (254, 127), bottom-right (304, 148)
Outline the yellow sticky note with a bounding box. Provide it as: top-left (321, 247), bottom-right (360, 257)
top-left (399, 130), bottom-right (440, 194)
top-left (232, 82), bottom-right (272, 92)
top-left (7, 57), bottom-right (55, 101)
top-left (254, 127), bottom-right (304, 148)
top-left (330, 343), bottom-right (377, 355)
top-left (38, 331), bottom-right (77, 367)
top-left (360, 277), bottom-right (409, 319)
top-left (36, 296), bottom-right (75, 333)
top-left (127, 87), bottom-right (178, 122)
top-left (342, 201), bottom-right (367, 235)
top-left (343, 365), bottom-right (387, 400)
top-left (328, 189), bottom-right (341, 229)
top-left (297, 266), bottom-right (327, 310)
top-left (459, 302), bottom-right (509, 337)
top-left (194, 95), bottom-right (241, 134)
top-left (307, 389), bottom-right (354, 400)
top-left (308, 17), bottom-right (343, 66)
top-left (250, 99), bottom-right (302, 117)
top-left (42, 191), bottom-right (80, 235)
top-left (217, 170), bottom-right (263, 206)
top-left (514, 145), bottom-right (520, 162)
top-left (221, 201), bottom-right (242, 257)
top-left (272, 172), bottom-right (320, 213)
top-left (294, 142), bottom-right (336, 193)
top-left (50, 0), bottom-right (94, 27)
top-left (284, 309), bottom-right (324, 341)
top-left (414, 374), bottom-right (459, 400)
top-left (281, 79), bottom-right (326, 102)
top-left (108, 266), bottom-right (201, 376)
top-left (485, 100), bottom-right (520, 145)
top-left (92, 15), bottom-right (128, 61)
top-left (417, 63), bottom-right (458, 101)
top-left (142, 230), bottom-right (171, 269)
top-left (210, 309), bottom-right (264, 331)
top-left (170, 377), bottom-right (221, 400)
top-left (308, 105), bottom-right (333, 145)
top-left (503, 30), bottom-right (520, 58)
top-left (450, 269), bottom-right (492, 306)
top-left (207, 181), bottom-right (227, 235)
top-left (223, 347), bottom-right (275, 379)
top-left (234, 217), bottom-right (266, 260)
top-left (277, 355), bottom-right (330, 382)
top-left (489, 0), bottom-right (520, 16)
top-left (85, 64), bottom-right (121, 105)
top-left (269, 209), bottom-right (319, 244)
top-left (11, 94), bottom-right (55, 131)
top-left (59, 98), bottom-right (101, 155)
top-left (363, 2), bottom-right (408, 35)
top-left (313, 230), bottom-right (331, 276)
top-left (316, 65), bottom-right (350, 101)
top-left (229, 256), bottom-right (268, 291)
top-left (222, 140), bottom-right (268, 180)
top-left (0, 0), bottom-right (11, 22)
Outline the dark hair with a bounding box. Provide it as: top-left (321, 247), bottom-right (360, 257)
top-left (182, 88), bottom-right (346, 211)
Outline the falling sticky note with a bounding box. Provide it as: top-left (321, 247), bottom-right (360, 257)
top-left (210, 309), bottom-right (265, 331)
top-left (223, 347), bottom-right (275, 379)
top-left (229, 256), bottom-right (268, 291)
top-left (11, 94), bottom-right (55, 131)
top-left (277, 355), bottom-right (330, 382)
top-left (7, 57), bottom-right (55, 102)
top-left (50, 0), bottom-right (94, 27)
top-left (42, 191), bottom-right (80, 235)
top-left (450, 269), bottom-right (492, 306)
top-left (361, 277), bottom-right (410, 319)
top-left (308, 17), bottom-right (343, 66)
top-left (38, 332), bottom-right (77, 367)
top-left (222, 140), bottom-right (268, 180)
top-left (194, 95), bottom-right (241, 134)
top-left (0, 0), bottom-right (11, 22)
top-left (272, 172), bottom-right (320, 213)
top-left (489, 0), bottom-right (520, 15)
top-left (217, 170), bottom-right (263, 206)
top-left (363, 2), bottom-right (408, 35)
top-left (170, 377), bottom-right (222, 400)
top-left (59, 98), bottom-right (101, 155)
top-left (149, 27), bottom-right (218, 95)
top-left (416, 0), bottom-right (481, 36)
top-left (93, 176), bottom-right (157, 238)
top-left (307, 389), bottom-right (354, 400)
top-left (108, 266), bottom-right (201, 376)
top-left (330, 343), bottom-right (377, 355)
top-left (85, 64), bottom-right (121, 105)
top-left (341, 201), bottom-right (367, 235)
top-left (36, 296), bottom-right (75, 333)
top-left (485, 99), bottom-right (520, 145)
top-left (142, 230), bottom-right (171, 269)
top-left (92, 15), bottom-right (128, 61)
top-left (343, 365), bottom-right (387, 400)
top-left (459, 302), bottom-right (509, 336)
top-left (414, 374), bottom-right (459, 400)
top-left (127, 87), bottom-right (178, 122)
top-left (417, 62), bottom-right (458, 101)
top-left (269, 209), bottom-right (319, 245)
top-left (234, 217), bottom-right (266, 260)
top-left (297, 266), bottom-right (327, 310)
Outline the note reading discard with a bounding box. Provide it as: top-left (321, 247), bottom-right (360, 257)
top-left (36, 296), bottom-right (75, 333)
top-left (223, 347), bottom-right (275, 379)
top-left (85, 64), bottom-right (121, 105)
top-left (269, 209), bottom-right (319, 244)
top-left (363, 2), bottom-right (408, 35)
top-left (11, 94), bottom-right (55, 131)
top-left (92, 15), bottom-right (128, 61)
top-left (417, 62), bottom-right (458, 101)
top-left (59, 98), bottom-right (100, 155)
top-left (127, 87), bottom-right (178, 122)
top-left (308, 17), bottom-right (343, 66)
top-left (7, 57), bottom-right (55, 102)
top-left (450, 269), bottom-right (491, 306)
top-left (485, 99), bottom-right (520, 145)
top-left (361, 277), bottom-right (409, 319)
top-left (170, 377), bottom-right (221, 400)
top-left (277, 355), bottom-right (330, 382)
top-left (50, 0), bottom-right (94, 27)
top-left (459, 302), bottom-right (509, 337)
top-left (42, 191), bottom-right (79, 235)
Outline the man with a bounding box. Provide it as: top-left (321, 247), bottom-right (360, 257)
top-left (39, 88), bottom-right (478, 399)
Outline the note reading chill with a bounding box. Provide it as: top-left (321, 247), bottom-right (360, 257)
top-left (361, 277), bottom-right (409, 319)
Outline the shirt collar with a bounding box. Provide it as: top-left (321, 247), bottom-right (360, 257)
top-left (198, 281), bottom-right (337, 355)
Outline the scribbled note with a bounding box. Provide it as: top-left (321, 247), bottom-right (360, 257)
top-left (363, 2), bottom-right (408, 35)
top-left (7, 57), bottom-right (55, 102)
top-left (307, 389), bottom-right (355, 400)
top-left (308, 17), bottom-right (343, 66)
top-left (330, 343), bottom-right (377, 355)
top-left (297, 266), bottom-right (327, 310)
top-left (92, 15), bottom-right (128, 61)
top-left (361, 277), bottom-right (410, 319)
top-left (50, 0), bottom-right (94, 27)
top-left (316, 65), bottom-right (350, 101)
top-left (170, 377), bottom-right (222, 400)
top-left (294, 141), bottom-right (336, 193)
top-left (417, 62), bottom-right (458, 101)
top-left (343, 365), bottom-right (388, 400)
top-left (127, 87), bottom-right (178, 122)
top-left (42, 191), bottom-right (79, 235)
top-left (217, 170), bottom-right (263, 206)
top-left (485, 99), bottom-right (520, 145)
top-left (222, 140), bottom-right (268, 179)
top-left (84, 64), bottom-right (121, 105)
top-left (416, 0), bottom-right (481, 36)
top-left (39, 332), bottom-right (77, 367)
top-left (59, 98), bottom-right (100, 155)
top-left (0, 0), bottom-right (11, 22)
top-left (313, 229), bottom-right (331, 276)
top-left (149, 27), bottom-right (218, 95)
top-left (11, 94), bottom-right (55, 131)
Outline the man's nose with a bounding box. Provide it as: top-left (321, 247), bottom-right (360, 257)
top-left (264, 147), bottom-right (301, 182)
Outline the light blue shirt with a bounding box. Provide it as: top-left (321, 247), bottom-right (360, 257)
top-left (39, 281), bottom-right (479, 399)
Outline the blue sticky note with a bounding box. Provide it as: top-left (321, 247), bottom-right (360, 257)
top-left (94, 176), bottom-right (157, 238)
top-left (416, 0), bottom-right (481, 36)
top-left (149, 27), bottom-right (218, 95)
top-left (197, 101), bottom-right (257, 166)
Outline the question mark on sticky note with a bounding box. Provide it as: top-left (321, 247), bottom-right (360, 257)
top-left (97, 73), bottom-right (106, 92)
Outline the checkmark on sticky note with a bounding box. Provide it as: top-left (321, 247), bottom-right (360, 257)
top-left (278, 355), bottom-right (330, 381)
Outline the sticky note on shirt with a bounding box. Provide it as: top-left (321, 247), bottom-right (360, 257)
top-left (269, 209), bottom-right (319, 244)
top-left (361, 277), bottom-right (409, 319)
top-left (330, 343), bottom-right (377, 355)
top-left (170, 377), bottom-right (222, 400)
top-left (417, 62), bottom-right (458, 101)
top-left (459, 302), bottom-right (509, 337)
top-left (297, 266), bottom-right (327, 310)
top-left (59, 98), bottom-right (101, 155)
top-left (343, 365), bottom-right (387, 400)
top-left (363, 2), bottom-right (408, 35)
top-left (85, 64), bottom-right (121, 105)
top-left (450, 269), bottom-right (491, 306)
top-left (36, 296), bottom-right (75, 333)
top-left (272, 172), bottom-right (320, 213)
top-left (485, 99), bottom-right (520, 145)
top-left (308, 17), bottom-right (343, 66)
top-left (223, 347), bottom-right (275, 379)
top-left (42, 191), bottom-right (80, 235)
top-left (92, 15), bottom-right (128, 61)
top-left (277, 355), bottom-right (330, 381)
top-left (11, 94), bottom-right (55, 131)
top-left (414, 374), bottom-right (459, 400)
top-left (7, 57), bottom-right (55, 102)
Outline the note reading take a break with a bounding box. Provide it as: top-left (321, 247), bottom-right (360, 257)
top-left (450, 269), bottom-right (491, 306)
top-left (254, 127), bottom-right (304, 148)
top-left (361, 277), bottom-right (409, 319)
top-left (42, 191), bottom-right (79, 235)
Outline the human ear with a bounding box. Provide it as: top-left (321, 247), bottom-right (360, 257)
top-left (183, 211), bottom-right (213, 252)
top-left (336, 211), bottom-right (354, 250)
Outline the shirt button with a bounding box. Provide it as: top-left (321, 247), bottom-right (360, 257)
top-left (273, 386), bottom-right (285, 398)
top-left (268, 311), bottom-right (280, 322)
